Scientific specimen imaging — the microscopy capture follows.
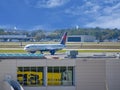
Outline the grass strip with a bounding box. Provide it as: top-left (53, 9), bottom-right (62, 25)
top-left (1, 49), bottom-right (120, 54)
top-left (0, 50), bottom-right (26, 53)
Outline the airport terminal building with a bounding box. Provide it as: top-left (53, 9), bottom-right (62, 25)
top-left (0, 53), bottom-right (120, 90)
top-left (0, 35), bottom-right (34, 42)
top-left (67, 35), bottom-right (96, 42)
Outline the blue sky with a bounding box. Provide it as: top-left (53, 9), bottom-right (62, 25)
top-left (0, 0), bottom-right (120, 30)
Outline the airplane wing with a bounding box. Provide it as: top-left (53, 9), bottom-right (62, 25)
top-left (46, 47), bottom-right (54, 50)
top-left (45, 47), bottom-right (60, 51)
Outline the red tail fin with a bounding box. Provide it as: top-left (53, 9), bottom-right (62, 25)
top-left (60, 32), bottom-right (67, 45)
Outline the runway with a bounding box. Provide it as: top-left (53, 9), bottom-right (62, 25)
top-left (44, 52), bottom-right (119, 59)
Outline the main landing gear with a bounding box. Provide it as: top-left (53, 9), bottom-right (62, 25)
top-left (50, 50), bottom-right (55, 55)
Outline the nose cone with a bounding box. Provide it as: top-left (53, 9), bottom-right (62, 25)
top-left (24, 47), bottom-right (27, 50)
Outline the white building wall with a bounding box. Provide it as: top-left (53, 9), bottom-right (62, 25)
top-left (24, 86), bottom-right (75, 90)
top-left (24, 87), bottom-right (47, 90)
top-left (0, 58), bottom-right (120, 90)
top-left (76, 59), bottom-right (106, 90)
top-left (46, 59), bottom-right (76, 66)
top-left (16, 59), bottom-right (76, 66)
top-left (16, 59), bottom-right (47, 66)
top-left (0, 60), bottom-right (17, 90)
top-left (3, 81), bottom-right (12, 90)
top-left (67, 35), bottom-right (96, 42)
top-left (106, 59), bottom-right (120, 90)
top-left (81, 35), bottom-right (96, 42)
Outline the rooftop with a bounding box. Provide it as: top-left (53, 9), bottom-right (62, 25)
top-left (0, 53), bottom-right (46, 59)
top-left (0, 52), bottom-right (119, 60)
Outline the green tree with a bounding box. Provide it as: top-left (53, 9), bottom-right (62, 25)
top-left (34, 30), bottom-right (45, 41)
top-left (0, 29), bottom-right (5, 35)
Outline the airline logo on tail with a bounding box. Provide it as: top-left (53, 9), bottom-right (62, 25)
top-left (60, 32), bottom-right (67, 45)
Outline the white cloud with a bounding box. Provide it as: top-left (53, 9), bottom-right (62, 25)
top-left (46, 0), bottom-right (69, 8)
top-left (25, 0), bottom-right (70, 8)
top-left (103, 3), bottom-right (120, 15)
top-left (31, 24), bottom-right (53, 30)
top-left (85, 1), bottom-right (101, 14)
top-left (65, 0), bottom-right (120, 29)
top-left (0, 25), bottom-right (15, 29)
top-left (65, 0), bottom-right (120, 16)
top-left (85, 15), bottom-right (120, 29)
top-left (104, 0), bottom-right (120, 4)
top-left (85, 2), bottom-right (120, 29)
top-left (65, 1), bottom-right (100, 16)
top-left (65, 6), bottom-right (81, 15)
top-left (31, 25), bottom-right (45, 30)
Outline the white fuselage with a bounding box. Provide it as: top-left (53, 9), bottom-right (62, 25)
top-left (24, 44), bottom-right (65, 52)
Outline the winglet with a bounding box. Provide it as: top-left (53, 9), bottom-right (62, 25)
top-left (60, 32), bottom-right (67, 45)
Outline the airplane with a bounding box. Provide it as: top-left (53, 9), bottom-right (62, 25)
top-left (24, 32), bottom-right (67, 55)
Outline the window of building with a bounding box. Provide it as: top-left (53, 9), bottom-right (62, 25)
top-left (17, 67), bottom-right (44, 86)
top-left (47, 66), bottom-right (74, 86)
top-left (17, 66), bottom-right (74, 86)
top-left (68, 37), bottom-right (81, 42)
